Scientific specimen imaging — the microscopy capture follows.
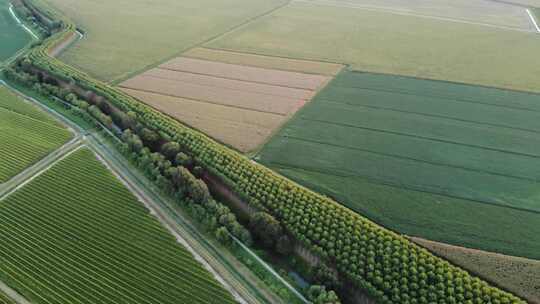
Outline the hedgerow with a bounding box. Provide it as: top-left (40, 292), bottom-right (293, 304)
top-left (11, 1), bottom-right (527, 303)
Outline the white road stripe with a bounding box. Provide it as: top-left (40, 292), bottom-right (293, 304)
top-left (526, 8), bottom-right (540, 32)
top-left (293, 0), bottom-right (537, 33)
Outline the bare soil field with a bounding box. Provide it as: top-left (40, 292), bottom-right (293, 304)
top-left (412, 237), bottom-right (540, 304)
top-left (120, 57), bottom-right (330, 152)
top-left (183, 48), bottom-right (343, 76)
top-left (160, 57), bottom-right (329, 90)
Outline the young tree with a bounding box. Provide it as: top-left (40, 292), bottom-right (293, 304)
top-left (307, 286), bottom-right (341, 304)
top-left (161, 142), bottom-right (181, 159)
top-left (215, 227), bottom-right (232, 246)
top-left (175, 152), bottom-right (193, 167)
top-left (188, 179), bottom-right (211, 204)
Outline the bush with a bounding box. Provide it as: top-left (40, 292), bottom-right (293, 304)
top-left (249, 212), bottom-right (283, 249)
top-left (215, 227), bottom-right (232, 246)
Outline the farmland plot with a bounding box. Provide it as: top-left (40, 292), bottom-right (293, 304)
top-left (208, 1), bottom-right (540, 92)
top-left (0, 86), bottom-right (72, 183)
top-left (0, 148), bottom-right (237, 304)
top-left (120, 57), bottom-right (331, 152)
top-left (183, 48), bottom-right (343, 76)
top-left (42, 0), bottom-right (289, 81)
top-left (295, 0), bottom-right (536, 30)
top-left (257, 71), bottom-right (540, 259)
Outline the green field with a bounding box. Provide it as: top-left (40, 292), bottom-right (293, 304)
top-left (0, 148), bottom-right (237, 304)
top-left (209, 1), bottom-right (540, 93)
top-left (0, 0), bottom-right (33, 62)
top-left (257, 71), bottom-right (540, 260)
top-left (43, 0), bottom-right (287, 82)
top-left (0, 86), bottom-right (72, 183)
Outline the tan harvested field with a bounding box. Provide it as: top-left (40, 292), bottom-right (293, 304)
top-left (412, 237), bottom-right (540, 304)
top-left (120, 57), bottom-right (330, 152)
top-left (160, 57), bottom-right (329, 90)
top-left (183, 48), bottom-right (344, 76)
top-left (121, 88), bottom-right (285, 152)
top-left (121, 74), bottom-right (304, 115)
top-left (142, 68), bottom-right (315, 100)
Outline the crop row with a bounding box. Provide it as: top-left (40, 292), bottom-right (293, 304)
top-left (0, 148), bottom-right (237, 304)
top-left (0, 107), bottom-right (72, 183)
top-left (0, 291), bottom-right (15, 304)
top-left (15, 1), bottom-right (527, 303)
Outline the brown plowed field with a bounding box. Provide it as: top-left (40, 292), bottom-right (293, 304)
top-left (160, 57), bottom-right (329, 90)
top-left (183, 48), bottom-right (344, 76)
top-left (120, 56), bottom-right (331, 152)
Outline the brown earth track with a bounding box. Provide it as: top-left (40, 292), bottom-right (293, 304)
top-left (144, 68), bottom-right (315, 100)
top-left (160, 57), bottom-right (330, 90)
top-left (182, 47), bottom-right (344, 76)
top-left (121, 88), bottom-right (286, 152)
top-left (121, 75), bottom-right (304, 115)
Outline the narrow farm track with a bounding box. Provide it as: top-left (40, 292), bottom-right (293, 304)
top-left (0, 281), bottom-right (30, 304)
top-left (0, 137), bottom-right (82, 200)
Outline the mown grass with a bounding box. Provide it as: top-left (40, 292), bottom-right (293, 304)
top-left (0, 86), bottom-right (72, 183)
top-left (257, 70), bottom-right (540, 260)
top-left (412, 237), bottom-right (540, 304)
top-left (42, 0), bottom-right (288, 82)
top-left (209, 1), bottom-right (540, 93)
top-left (0, 0), bottom-right (32, 62)
top-left (0, 148), bottom-right (237, 304)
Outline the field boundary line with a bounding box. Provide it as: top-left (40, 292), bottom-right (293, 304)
top-left (156, 66), bottom-right (323, 91)
top-left (119, 86), bottom-right (291, 116)
top-left (526, 9), bottom-right (540, 32)
top-left (144, 69), bottom-right (315, 99)
top-left (486, 0), bottom-right (539, 8)
top-left (293, 0), bottom-right (536, 33)
top-left (329, 84), bottom-right (540, 113)
top-left (266, 160), bottom-right (540, 215)
top-left (109, 0), bottom-right (293, 85)
top-left (300, 117), bottom-right (540, 159)
top-left (184, 47), bottom-right (344, 76)
top-left (282, 134), bottom-right (540, 183)
top-left (317, 98), bottom-right (540, 135)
